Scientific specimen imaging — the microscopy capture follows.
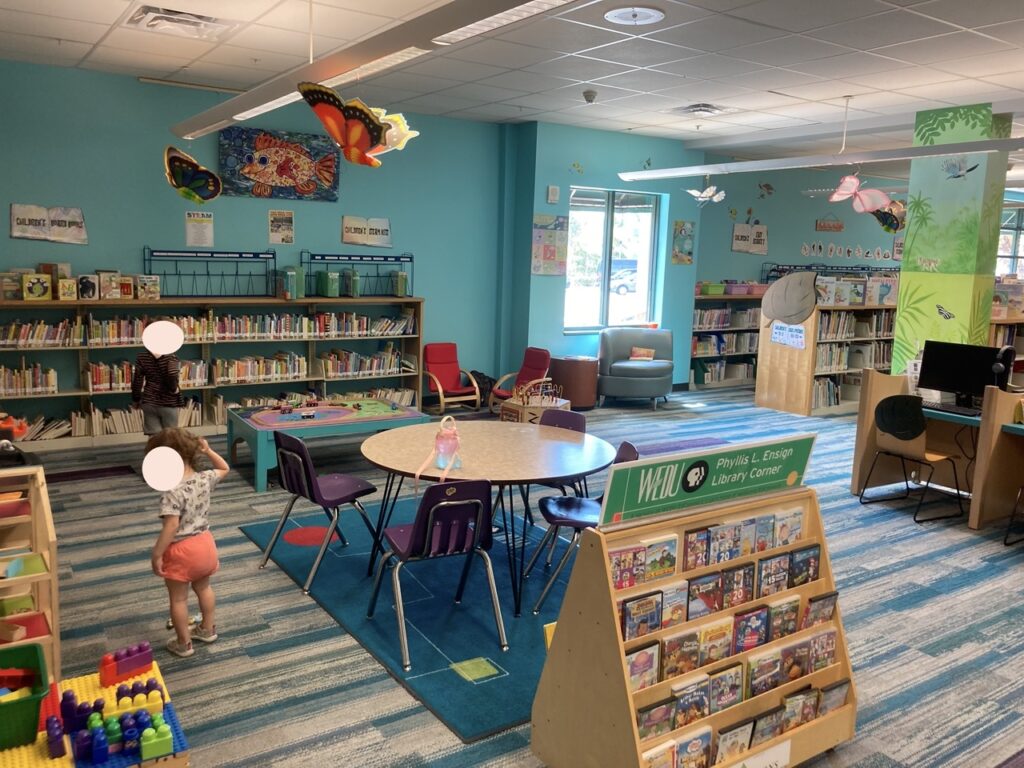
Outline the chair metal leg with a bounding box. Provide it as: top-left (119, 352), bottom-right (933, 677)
top-left (545, 525), bottom-right (560, 566)
top-left (259, 494), bottom-right (299, 569)
top-left (651, 397), bottom-right (658, 410)
top-left (366, 550), bottom-right (393, 617)
top-left (914, 459), bottom-right (965, 523)
top-left (454, 551), bottom-right (474, 603)
top-left (858, 451), bottom-right (913, 504)
top-left (477, 549), bottom-right (509, 652)
top-left (303, 507), bottom-right (340, 594)
top-left (524, 525), bottom-right (557, 579)
top-left (388, 562), bottom-right (411, 671)
top-left (533, 529), bottom-right (580, 614)
top-left (1004, 487), bottom-right (1024, 545)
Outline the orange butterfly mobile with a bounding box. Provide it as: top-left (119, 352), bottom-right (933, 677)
top-left (297, 82), bottom-right (419, 168)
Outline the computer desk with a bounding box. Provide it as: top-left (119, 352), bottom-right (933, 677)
top-left (850, 368), bottom-right (1024, 530)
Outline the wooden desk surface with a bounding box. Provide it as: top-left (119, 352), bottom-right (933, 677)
top-left (361, 420), bottom-right (616, 485)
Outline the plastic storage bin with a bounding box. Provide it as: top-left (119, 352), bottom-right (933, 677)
top-left (748, 283), bottom-right (769, 296)
top-left (725, 284), bottom-right (750, 295)
top-left (0, 642), bottom-right (48, 748)
top-left (701, 283), bottom-right (726, 295)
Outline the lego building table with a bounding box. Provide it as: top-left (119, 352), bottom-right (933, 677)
top-left (227, 398), bottom-right (429, 492)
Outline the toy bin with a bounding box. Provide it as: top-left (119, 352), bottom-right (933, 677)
top-left (725, 284), bottom-right (750, 295)
top-left (0, 642), bottom-right (48, 748)
top-left (701, 283), bottom-right (726, 295)
top-left (748, 283), bottom-right (769, 296)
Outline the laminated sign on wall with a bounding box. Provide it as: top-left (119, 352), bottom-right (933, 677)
top-left (733, 222), bottom-right (768, 254)
top-left (731, 223), bottom-right (751, 252)
top-left (342, 216), bottom-right (392, 247)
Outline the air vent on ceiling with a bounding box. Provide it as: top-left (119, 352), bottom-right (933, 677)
top-left (604, 7), bottom-right (666, 26)
top-left (124, 6), bottom-right (237, 40)
top-left (673, 103), bottom-right (730, 117)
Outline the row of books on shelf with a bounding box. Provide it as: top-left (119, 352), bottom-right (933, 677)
top-left (316, 345), bottom-right (403, 378)
top-left (619, 544), bottom-right (821, 642)
top-left (814, 344), bottom-right (850, 373)
top-left (816, 311), bottom-right (857, 341)
top-left (0, 363), bottom-right (58, 396)
top-left (692, 308), bottom-right (761, 331)
top-left (991, 324), bottom-right (1019, 346)
top-left (692, 333), bottom-right (758, 357)
top-left (1, 318), bottom-right (86, 347)
top-left (216, 309), bottom-right (415, 339)
top-left (1, 267), bottom-right (161, 301)
top-left (815, 274), bottom-right (898, 307)
top-left (847, 340), bottom-right (892, 370)
top-left (84, 360), bottom-right (210, 392)
top-left (812, 377), bottom-right (842, 409)
top-left (88, 315), bottom-right (211, 346)
top-left (640, 675), bottom-right (850, 767)
top-left (609, 509), bottom-right (804, 591)
top-left (690, 360), bottom-right (755, 385)
top-left (212, 352), bottom-right (308, 384)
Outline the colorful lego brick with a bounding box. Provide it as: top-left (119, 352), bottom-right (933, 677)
top-left (58, 661), bottom-right (170, 727)
top-left (0, 729), bottom-right (75, 767)
top-left (0, 686), bottom-right (30, 702)
top-left (99, 643), bottom-right (153, 688)
top-left (58, 690), bottom-right (105, 733)
top-left (140, 723), bottom-right (173, 761)
top-left (46, 716), bottom-right (67, 759)
top-left (0, 667), bottom-right (36, 688)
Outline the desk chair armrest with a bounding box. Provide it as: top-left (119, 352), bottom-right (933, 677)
top-left (493, 371), bottom-right (518, 391)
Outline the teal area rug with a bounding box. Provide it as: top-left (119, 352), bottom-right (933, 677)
top-left (240, 499), bottom-right (564, 743)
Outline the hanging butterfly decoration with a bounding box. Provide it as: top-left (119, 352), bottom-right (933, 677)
top-left (297, 82), bottom-right (418, 168)
top-left (870, 200), bottom-right (906, 234)
top-left (828, 174), bottom-right (891, 213)
top-left (940, 155), bottom-right (979, 179)
top-left (687, 175), bottom-right (726, 209)
top-left (936, 304), bottom-right (955, 320)
top-left (758, 182), bottom-right (774, 198)
top-left (163, 146), bottom-right (222, 204)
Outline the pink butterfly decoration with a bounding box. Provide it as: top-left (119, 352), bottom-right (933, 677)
top-left (828, 175), bottom-right (891, 213)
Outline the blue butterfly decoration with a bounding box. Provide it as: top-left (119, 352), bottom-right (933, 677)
top-left (940, 156), bottom-right (978, 180)
top-left (164, 146), bottom-right (222, 204)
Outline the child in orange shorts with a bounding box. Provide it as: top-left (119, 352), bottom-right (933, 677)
top-left (147, 428), bottom-right (229, 658)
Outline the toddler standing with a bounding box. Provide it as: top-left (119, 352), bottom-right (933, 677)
top-left (147, 428), bottom-right (229, 657)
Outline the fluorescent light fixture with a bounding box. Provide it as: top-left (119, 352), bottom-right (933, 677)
top-left (619, 138), bottom-right (1024, 181)
top-left (172, 0), bottom-right (541, 139)
top-left (432, 0), bottom-right (574, 45)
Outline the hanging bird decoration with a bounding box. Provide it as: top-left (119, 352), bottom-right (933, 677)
top-left (829, 174), bottom-right (890, 213)
top-left (940, 156), bottom-right (979, 179)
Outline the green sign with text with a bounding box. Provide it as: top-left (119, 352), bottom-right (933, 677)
top-left (599, 434), bottom-right (816, 527)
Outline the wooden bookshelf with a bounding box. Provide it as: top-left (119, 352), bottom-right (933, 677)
top-left (690, 295), bottom-right (761, 391)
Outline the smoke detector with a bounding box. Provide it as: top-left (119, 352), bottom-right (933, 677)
top-left (604, 7), bottom-right (666, 26)
top-left (124, 6), bottom-right (238, 40)
top-left (674, 103), bottom-right (729, 117)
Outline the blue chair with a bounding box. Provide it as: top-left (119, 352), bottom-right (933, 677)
top-left (260, 431), bottom-right (377, 594)
top-left (366, 479), bottom-right (509, 671)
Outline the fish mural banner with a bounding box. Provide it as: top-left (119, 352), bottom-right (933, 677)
top-left (218, 126), bottom-right (340, 202)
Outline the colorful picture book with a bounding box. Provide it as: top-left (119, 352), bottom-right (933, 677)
top-left (721, 562), bottom-right (754, 609)
top-left (732, 605), bottom-right (769, 654)
top-left (609, 545), bottom-right (646, 589)
top-left (672, 673), bottom-right (710, 728)
top-left (135, 274), bottom-right (161, 300)
top-left (714, 717), bottom-right (754, 765)
top-left (810, 629), bottom-right (837, 671)
top-left (774, 509), bottom-right (803, 545)
top-left (643, 533), bottom-right (678, 581)
top-left (637, 700), bottom-right (675, 740)
top-left (750, 705), bottom-right (786, 747)
top-left (698, 617), bottom-right (733, 666)
top-left (708, 664), bottom-right (743, 713)
top-left (708, 522), bottom-right (743, 563)
top-left (780, 640), bottom-right (811, 682)
top-left (626, 643), bottom-right (660, 692)
top-left (754, 514), bottom-right (775, 552)
top-left (818, 677), bottom-right (851, 717)
top-left (663, 629), bottom-right (700, 678)
top-left (687, 573), bottom-right (722, 620)
top-left (661, 578), bottom-right (689, 630)
top-left (675, 726), bottom-right (712, 768)
top-left (738, 517), bottom-right (757, 556)
top-left (747, 648), bottom-right (782, 697)
top-left (641, 739), bottom-right (677, 768)
top-left (623, 592), bottom-right (663, 641)
top-left (683, 528), bottom-right (710, 570)
top-left (801, 590), bottom-right (838, 629)
top-left (789, 544), bottom-right (821, 588)
top-left (757, 553), bottom-right (790, 598)
top-left (783, 686), bottom-right (819, 731)
top-left (769, 595), bottom-right (800, 640)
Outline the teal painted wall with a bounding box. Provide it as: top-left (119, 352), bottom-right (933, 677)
top-left (695, 168), bottom-right (903, 282)
top-left (524, 122), bottom-right (705, 383)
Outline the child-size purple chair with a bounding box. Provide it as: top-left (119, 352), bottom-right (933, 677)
top-left (366, 479), bottom-right (509, 671)
top-left (260, 431), bottom-right (377, 594)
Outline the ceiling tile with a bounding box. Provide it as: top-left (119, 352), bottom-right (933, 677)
top-left (978, 71), bottom-right (1024, 89)
top-left (80, 60), bottom-right (184, 78)
top-left (842, 65), bottom-right (959, 89)
top-left (82, 45), bottom-right (191, 74)
top-left (874, 31), bottom-right (1014, 65)
top-left (528, 110), bottom-right (601, 126)
top-left (914, 0), bottom-right (1024, 28)
top-left (314, 0), bottom-right (443, 18)
top-left (0, 0), bottom-right (128, 24)
top-left (606, 92), bottom-right (679, 111)
top-left (197, 44), bottom-right (305, 72)
top-left (476, 70), bottom-right (576, 93)
top-left (100, 27), bottom-right (216, 58)
top-left (362, 70), bottom-right (460, 93)
top-left (563, 101), bottom-right (641, 119)
top-left (728, 0), bottom-right (891, 33)
top-left (255, 1), bottom-right (393, 39)
top-left (493, 17), bottom-right (629, 54)
top-left (712, 68), bottom-right (823, 90)
top-left (825, 91), bottom-right (932, 110)
top-left (590, 67), bottom-right (688, 92)
top-left (713, 111), bottom-right (816, 128)
top-left (934, 51), bottom-right (1024, 78)
top-left (0, 48), bottom-right (82, 66)
top-left (787, 52), bottom-right (900, 79)
top-left (446, 38), bottom-right (557, 68)
top-left (436, 81), bottom-right (527, 102)
top-left (715, 91), bottom-right (806, 109)
top-left (0, 30), bottom-right (90, 59)
top-left (864, 97), bottom-right (949, 114)
top-left (807, 10), bottom-right (957, 48)
top-left (340, 85), bottom-right (422, 103)
top-left (771, 80), bottom-right (877, 101)
top-left (400, 92), bottom-right (479, 112)
top-left (169, 63), bottom-right (269, 88)
top-left (652, 81), bottom-right (754, 101)
top-left (227, 24), bottom-right (346, 56)
top-left (653, 54), bottom-right (762, 79)
top-left (524, 54), bottom-right (634, 80)
top-left (549, 80), bottom-right (641, 102)
top-left (675, 0), bottom-right (756, 10)
top-left (764, 101), bottom-right (872, 119)
top-left (649, 15), bottom-right (788, 51)
top-left (897, 78), bottom-right (1017, 101)
top-left (448, 103), bottom-right (540, 120)
top-left (557, 1), bottom-right (711, 31)
top-left (0, 9), bottom-right (109, 44)
top-left (979, 20), bottom-right (1024, 47)
top-left (400, 56), bottom-right (507, 82)
top-left (581, 37), bottom-right (699, 67)
top-left (628, 109), bottom-right (690, 125)
top-left (723, 36), bottom-right (853, 67)
top-left (502, 92), bottom-right (579, 111)
top-left (148, 0), bottom-right (280, 23)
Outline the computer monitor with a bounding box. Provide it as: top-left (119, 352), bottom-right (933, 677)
top-left (917, 340), bottom-right (1013, 406)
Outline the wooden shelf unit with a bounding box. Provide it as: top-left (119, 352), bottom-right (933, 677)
top-left (989, 316), bottom-right (1024, 388)
top-left (0, 296), bottom-right (423, 451)
top-left (755, 304), bottom-right (896, 417)
top-left (532, 485), bottom-right (856, 768)
top-left (690, 295), bottom-right (762, 391)
top-left (0, 465), bottom-right (60, 680)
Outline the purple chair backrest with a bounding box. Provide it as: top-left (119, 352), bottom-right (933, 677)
top-left (515, 346), bottom-right (551, 388)
top-left (274, 431), bottom-right (325, 507)
top-left (409, 479), bottom-right (492, 559)
top-left (538, 408), bottom-right (586, 433)
top-left (615, 441), bottom-right (639, 463)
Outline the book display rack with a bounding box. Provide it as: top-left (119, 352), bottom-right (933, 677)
top-left (532, 448), bottom-right (855, 768)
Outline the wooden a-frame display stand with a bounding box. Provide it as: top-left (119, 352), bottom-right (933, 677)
top-left (532, 486), bottom-right (856, 768)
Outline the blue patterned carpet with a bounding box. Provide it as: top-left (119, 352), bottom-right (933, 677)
top-left (44, 388), bottom-right (1024, 767)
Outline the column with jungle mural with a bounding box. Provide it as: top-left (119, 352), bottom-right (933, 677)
top-left (892, 103), bottom-right (1010, 373)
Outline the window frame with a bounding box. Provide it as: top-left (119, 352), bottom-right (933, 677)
top-left (997, 207), bottom-right (1024, 278)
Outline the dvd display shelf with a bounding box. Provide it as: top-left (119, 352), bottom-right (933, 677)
top-left (532, 485), bottom-right (856, 768)
top-left (0, 465), bottom-right (61, 681)
top-left (755, 305), bottom-right (896, 417)
top-left (689, 296), bottom-right (762, 391)
top-left (0, 296), bottom-right (423, 451)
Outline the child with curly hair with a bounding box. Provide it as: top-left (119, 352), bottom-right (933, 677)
top-left (147, 428), bottom-right (229, 657)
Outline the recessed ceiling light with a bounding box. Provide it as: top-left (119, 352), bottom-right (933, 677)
top-left (604, 7), bottom-right (666, 26)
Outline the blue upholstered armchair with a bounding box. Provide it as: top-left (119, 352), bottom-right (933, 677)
top-left (597, 328), bottom-right (674, 409)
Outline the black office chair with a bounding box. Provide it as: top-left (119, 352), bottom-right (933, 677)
top-left (1005, 487), bottom-right (1024, 546)
top-left (858, 394), bottom-right (966, 523)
